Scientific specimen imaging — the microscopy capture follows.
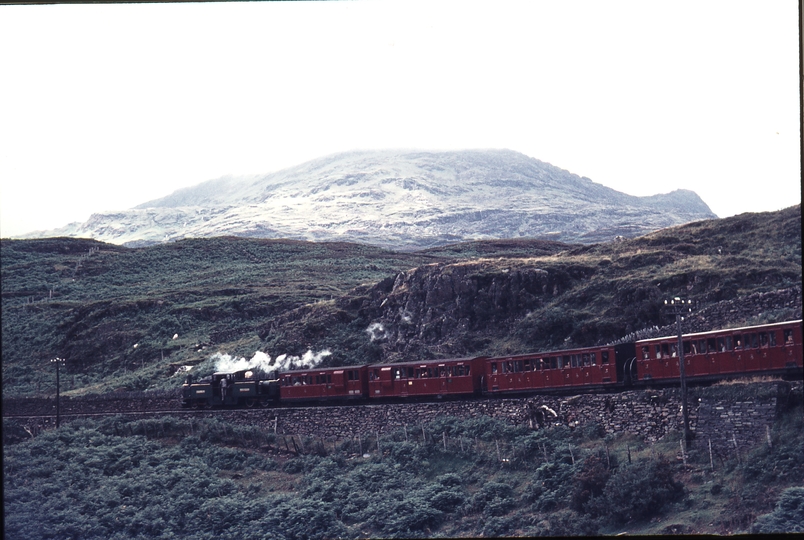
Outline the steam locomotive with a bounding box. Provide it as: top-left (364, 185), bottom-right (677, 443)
top-left (181, 319), bottom-right (802, 408)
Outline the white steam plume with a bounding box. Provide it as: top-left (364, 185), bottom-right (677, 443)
top-left (366, 322), bottom-right (387, 342)
top-left (211, 349), bottom-right (331, 374)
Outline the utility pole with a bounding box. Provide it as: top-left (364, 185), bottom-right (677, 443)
top-left (50, 357), bottom-right (65, 428)
top-left (664, 297), bottom-right (693, 442)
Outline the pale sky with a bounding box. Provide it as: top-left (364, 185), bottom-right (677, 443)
top-left (0, 0), bottom-right (800, 238)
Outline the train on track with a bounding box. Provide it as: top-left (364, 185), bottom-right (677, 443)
top-left (181, 319), bottom-right (803, 408)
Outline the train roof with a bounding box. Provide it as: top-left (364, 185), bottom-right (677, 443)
top-left (635, 319), bottom-right (802, 344)
top-left (372, 356), bottom-right (487, 368)
top-left (489, 343), bottom-right (623, 361)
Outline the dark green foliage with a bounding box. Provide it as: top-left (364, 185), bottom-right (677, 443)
top-left (590, 457), bottom-right (685, 525)
top-left (571, 452), bottom-right (610, 513)
top-left (751, 487), bottom-right (804, 533)
top-left (7, 405), bottom-right (804, 538)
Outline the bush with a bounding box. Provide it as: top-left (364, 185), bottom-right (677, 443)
top-left (751, 487), bottom-right (804, 533)
top-left (571, 453), bottom-right (610, 514)
top-left (591, 457), bottom-right (684, 524)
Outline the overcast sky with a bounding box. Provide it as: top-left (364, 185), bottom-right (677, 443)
top-left (0, 0), bottom-right (800, 238)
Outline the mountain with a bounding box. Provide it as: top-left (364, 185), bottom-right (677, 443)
top-left (21, 149), bottom-right (717, 250)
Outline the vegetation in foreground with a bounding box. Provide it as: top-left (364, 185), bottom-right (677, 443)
top-left (4, 394), bottom-right (803, 538)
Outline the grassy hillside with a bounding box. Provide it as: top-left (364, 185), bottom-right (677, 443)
top-left (1, 205), bottom-right (800, 397)
top-left (1, 238), bottom-right (446, 396)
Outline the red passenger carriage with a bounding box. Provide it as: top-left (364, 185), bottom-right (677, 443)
top-left (635, 319), bottom-right (802, 382)
top-left (279, 365), bottom-right (369, 402)
top-left (484, 343), bottom-right (636, 395)
top-left (367, 356), bottom-right (486, 399)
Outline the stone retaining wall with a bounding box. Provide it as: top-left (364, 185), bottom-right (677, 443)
top-left (6, 382), bottom-right (799, 456)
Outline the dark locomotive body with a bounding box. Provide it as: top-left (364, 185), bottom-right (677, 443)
top-left (182, 369), bottom-right (280, 408)
top-left (182, 319), bottom-right (802, 408)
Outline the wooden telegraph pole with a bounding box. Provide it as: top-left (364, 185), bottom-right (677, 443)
top-left (664, 297), bottom-right (693, 442)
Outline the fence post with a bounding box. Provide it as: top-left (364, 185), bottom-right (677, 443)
top-left (708, 438), bottom-right (714, 472)
top-left (680, 438), bottom-right (687, 468)
top-left (569, 443), bottom-right (575, 465)
top-left (765, 425), bottom-right (772, 449)
top-left (732, 433), bottom-right (740, 464)
top-left (443, 432), bottom-right (447, 452)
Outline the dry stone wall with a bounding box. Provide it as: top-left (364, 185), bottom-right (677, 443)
top-left (6, 382), bottom-right (799, 457)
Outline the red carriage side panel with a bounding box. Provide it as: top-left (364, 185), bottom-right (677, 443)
top-left (367, 357), bottom-right (484, 399)
top-left (485, 345), bottom-right (622, 395)
top-left (280, 366), bottom-right (368, 402)
top-left (635, 320), bottom-right (803, 383)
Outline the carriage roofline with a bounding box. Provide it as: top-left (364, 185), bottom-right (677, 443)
top-left (636, 319), bottom-right (802, 344)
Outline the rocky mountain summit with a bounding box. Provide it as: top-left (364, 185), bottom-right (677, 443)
top-left (25, 149), bottom-right (716, 250)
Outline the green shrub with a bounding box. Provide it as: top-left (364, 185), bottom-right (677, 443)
top-left (751, 487), bottom-right (804, 533)
top-left (592, 457), bottom-right (684, 524)
top-left (571, 452), bottom-right (610, 514)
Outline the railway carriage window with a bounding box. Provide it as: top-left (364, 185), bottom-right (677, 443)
top-left (769, 332), bottom-right (777, 346)
top-left (748, 333), bottom-right (758, 348)
top-left (707, 338), bottom-right (716, 352)
top-left (684, 341), bottom-right (693, 355)
top-left (582, 353), bottom-right (590, 367)
top-left (655, 345), bottom-right (662, 359)
top-left (717, 337), bottom-right (726, 352)
top-left (408, 367), bottom-right (414, 378)
top-left (699, 340), bottom-right (708, 354)
top-left (725, 336), bottom-right (733, 350)
top-left (734, 335), bottom-right (742, 349)
top-left (784, 329), bottom-right (794, 344)
top-left (591, 353), bottom-right (597, 366)
top-left (601, 351), bottom-right (609, 364)
top-left (759, 332), bottom-right (769, 347)
top-left (491, 363), bottom-right (498, 375)
top-left (670, 344), bottom-right (678, 357)
top-left (515, 360), bottom-right (524, 372)
top-left (524, 359), bottom-right (531, 371)
top-left (642, 347), bottom-right (650, 359)
top-left (466, 366), bottom-right (470, 376)
top-left (550, 357), bottom-right (558, 369)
